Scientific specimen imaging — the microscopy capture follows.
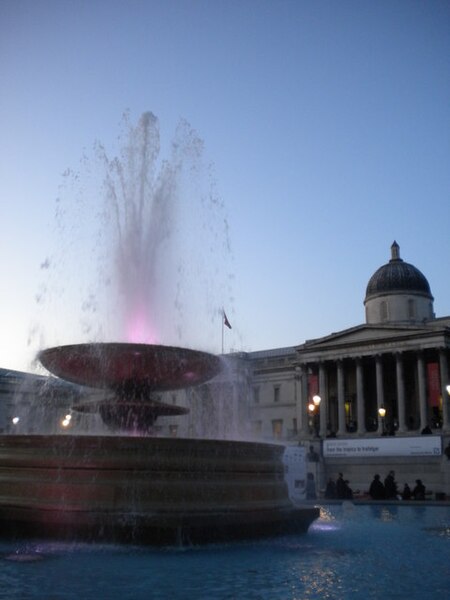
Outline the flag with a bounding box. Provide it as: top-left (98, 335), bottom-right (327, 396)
top-left (223, 310), bottom-right (232, 329)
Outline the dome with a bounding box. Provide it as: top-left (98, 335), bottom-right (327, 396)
top-left (365, 242), bottom-right (433, 301)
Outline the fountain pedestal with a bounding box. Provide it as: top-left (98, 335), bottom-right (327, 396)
top-left (0, 435), bottom-right (318, 544)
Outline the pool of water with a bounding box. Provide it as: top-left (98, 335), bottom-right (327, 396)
top-left (1, 504), bottom-right (448, 600)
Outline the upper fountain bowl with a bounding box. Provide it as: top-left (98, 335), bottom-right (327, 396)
top-left (38, 343), bottom-right (222, 392)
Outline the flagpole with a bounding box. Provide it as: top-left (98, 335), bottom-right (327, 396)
top-left (221, 315), bottom-right (224, 354)
top-left (221, 309), bottom-right (231, 354)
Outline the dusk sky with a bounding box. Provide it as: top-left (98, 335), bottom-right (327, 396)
top-left (1, 0), bottom-right (449, 372)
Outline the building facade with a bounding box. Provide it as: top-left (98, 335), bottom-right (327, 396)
top-left (243, 242), bottom-right (450, 442)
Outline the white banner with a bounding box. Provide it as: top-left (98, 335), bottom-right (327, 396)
top-left (283, 446), bottom-right (307, 500)
top-left (323, 436), bottom-right (442, 458)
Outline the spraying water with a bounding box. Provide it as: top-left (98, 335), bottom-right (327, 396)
top-left (31, 112), bottom-right (234, 361)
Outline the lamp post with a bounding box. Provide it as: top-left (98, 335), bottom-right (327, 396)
top-left (378, 406), bottom-right (386, 435)
top-left (312, 394), bottom-right (321, 437)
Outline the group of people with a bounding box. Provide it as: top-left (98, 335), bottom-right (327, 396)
top-left (322, 470), bottom-right (428, 501)
top-left (369, 470), bottom-right (426, 501)
top-left (324, 472), bottom-right (354, 499)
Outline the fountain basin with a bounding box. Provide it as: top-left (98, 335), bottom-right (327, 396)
top-left (0, 435), bottom-right (318, 545)
top-left (38, 343), bottom-right (222, 392)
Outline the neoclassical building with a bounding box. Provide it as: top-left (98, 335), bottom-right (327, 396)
top-left (245, 242), bottom-right (450, 442)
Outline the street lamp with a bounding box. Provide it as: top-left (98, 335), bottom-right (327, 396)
top-left (61, 413), bottom-right (73, 429)
top-left (311, 395), bottom-right (321, 437)
top-left (378, 406), bottom-right (386, 435)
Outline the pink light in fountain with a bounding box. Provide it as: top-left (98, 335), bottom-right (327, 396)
top-left (126, 305), bottom-right (158, 344)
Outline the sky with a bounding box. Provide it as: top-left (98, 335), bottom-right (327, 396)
top-left (1, 0), bottom-right (449, 372)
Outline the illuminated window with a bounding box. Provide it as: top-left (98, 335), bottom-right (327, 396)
top-left (272, 419), bottom-right (283, 439)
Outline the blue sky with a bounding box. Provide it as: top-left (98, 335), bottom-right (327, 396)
top-left (1, 0), bottom-right (449, 371)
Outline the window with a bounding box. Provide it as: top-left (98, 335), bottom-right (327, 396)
top-left (272, 419), bottom-right (283, 440)
top-left (169, 425), bottom-right (178, 437)
top-left (253, 387), bottom-right (260, 403)
top-left (274, 386), bottom-right (280, 403)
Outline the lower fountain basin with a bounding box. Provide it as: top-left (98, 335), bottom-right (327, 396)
top-left (0, 435), bottom-right (318, 545)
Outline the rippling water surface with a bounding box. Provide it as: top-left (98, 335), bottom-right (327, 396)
top-left (1, 504), bottom-right (449, 600)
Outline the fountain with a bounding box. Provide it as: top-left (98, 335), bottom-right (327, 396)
top-left (0, 113), bottom-right (318, 544)
top-left (0, 341), bottom-right (318, 544)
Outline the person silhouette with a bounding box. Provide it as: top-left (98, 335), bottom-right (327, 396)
top-left (384, 470), bottom-right (398, 499)
top-left (369, 474), bottom-right (385, 500)
top-left (324, 477), bottom-right (336, 499)
top-left (306, 472), bottom-right (317, 500)
top-left (412, 479), bottom-right (426, 500)
top-left (402, 483), bottom-right (412, 500)
top-left (444, 441), bottom-right (450, 460)
top-left (336, 473), bottom-right (346, 499)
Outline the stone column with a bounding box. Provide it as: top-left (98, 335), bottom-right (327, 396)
top-left (395, 352), bottom-right (406, 433)
top-left (337, 359), bottom-right (346, 436)
top-left (318, 362), bottom-right (327, 437)
top-left (356, 358), bottom-right (366, 435)
top-left (417, 352), bottom-right (428, 430)
top-left (299, 365), bottom-right (309, 436)
top-left (375, 355), bottom-right (384, 434)
top-left (294, 367), bottom-right (302, 437)
top-left (439, 349), bottom-right (449, 432)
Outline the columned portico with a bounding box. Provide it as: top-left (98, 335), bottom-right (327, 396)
top-left (295, 346), bottom-right (450, 439)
